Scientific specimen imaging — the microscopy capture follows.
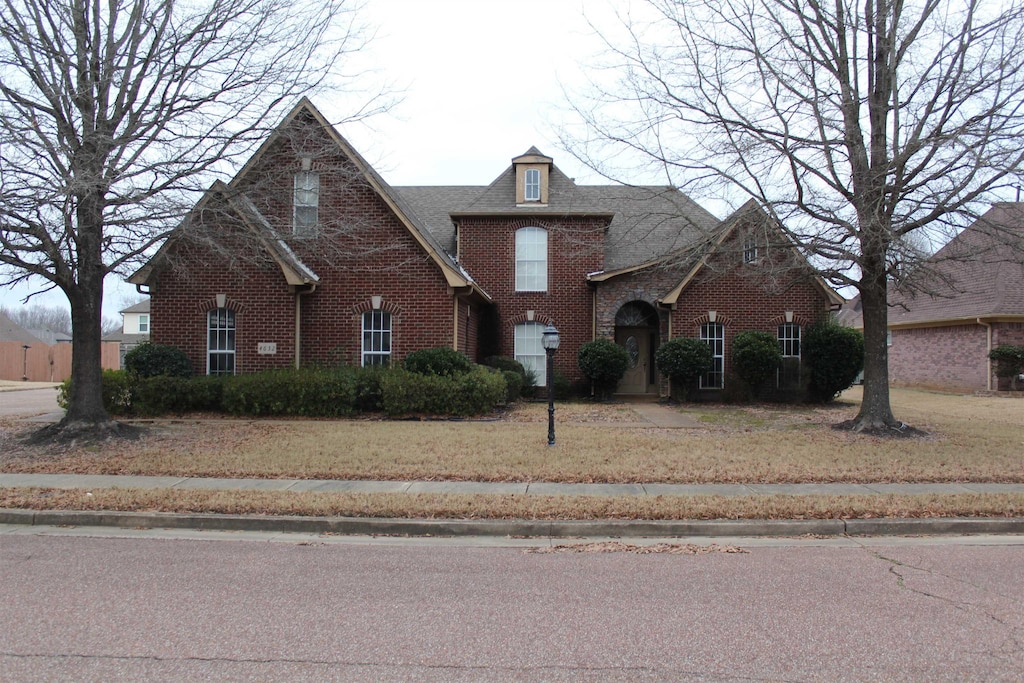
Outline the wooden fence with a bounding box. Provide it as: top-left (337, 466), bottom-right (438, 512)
top-left (0, 341), bottom-right (120, 383)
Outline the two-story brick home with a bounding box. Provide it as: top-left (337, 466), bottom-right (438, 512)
top-left (130, 99), bottom-right (842, 396)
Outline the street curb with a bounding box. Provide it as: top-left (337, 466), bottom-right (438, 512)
top-left (2, 509), bottom-right (1024, 538)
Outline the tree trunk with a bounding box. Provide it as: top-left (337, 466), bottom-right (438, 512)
top-left (854, 242), bottom-right (899, 430)
top-left (61, 189), bottom-right (112, 428)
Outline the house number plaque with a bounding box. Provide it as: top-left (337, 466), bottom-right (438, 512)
top-left (257, 343), bottom-right (277, 355)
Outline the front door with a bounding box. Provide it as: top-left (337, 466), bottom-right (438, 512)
top-left (615, 327), bottom-right (650, 394)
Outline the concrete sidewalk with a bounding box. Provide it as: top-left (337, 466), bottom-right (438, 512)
top-left (3, 472), bottom-right (1023, 498)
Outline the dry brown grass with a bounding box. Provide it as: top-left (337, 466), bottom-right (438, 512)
top-left (3, 486), bottom-right (1023, 520)
top-left (1, 387), bottom-right (1021, 484)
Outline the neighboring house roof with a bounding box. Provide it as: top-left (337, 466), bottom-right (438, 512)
top-left (0, 310), bottom-right (47, 345)
top-left (844, 203), bottom-right (1024, 329)
top-left (121, 299), bottom-right (150, 314)
top-left (103, 331), bottom-right (149, 344)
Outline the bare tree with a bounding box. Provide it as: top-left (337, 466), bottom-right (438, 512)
top-left (565, 0), bottom-right (1024, 431)
top-left (0, 0), bottom-right (383, 437)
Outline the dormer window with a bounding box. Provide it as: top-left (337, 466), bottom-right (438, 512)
top-left (525, 168), bottom-right (541, 202)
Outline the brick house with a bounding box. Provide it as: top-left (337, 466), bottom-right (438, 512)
top-left (130, 99), bottom-right (842, 397)
top-left (840, 203), bottom-right (1024, 392)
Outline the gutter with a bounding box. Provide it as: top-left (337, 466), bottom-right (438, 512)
top-left (295, 284), bottom-right (317, 368)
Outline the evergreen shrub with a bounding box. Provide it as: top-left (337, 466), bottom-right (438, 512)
top-left (803, 321), bottom-right (864, 403)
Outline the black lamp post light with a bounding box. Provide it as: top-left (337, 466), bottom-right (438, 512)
top-left (541, 322), bottom-right (560, 446)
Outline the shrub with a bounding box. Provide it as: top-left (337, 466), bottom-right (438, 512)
top-left (58, 370), bottom-right (135, 415)
top-left (732, 331), bottom-right (782, 397)
top-left (221, 368), bottom-right (356, 417)
top-left (655, 337), bottom-right (713, 399)
top-left (353, 365), bottom-right (389, 412)
top-left (403, 347), bottom-right (472, 377)
top-left (380, 366), bottom-right (506, 417)
top-left (577, 338), bottom-right (629, 400)
top-left (989, 344), bottom-right (1024, 390)
top-left (803, 321), bottom-right (864, 403)
top-left (501, 369), bottom-right (524, 403)
top-left (133, 375), bottom-right (225, 415)
top-left (124, 342), bottom-right (192, 378)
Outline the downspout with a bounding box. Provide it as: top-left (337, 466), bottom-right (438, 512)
top-left (453, 297), bottom-right (460, 351)
top-left (978, 318), bottom-right (992, 391)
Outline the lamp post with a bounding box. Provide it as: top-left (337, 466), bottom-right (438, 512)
top-left (21, 344), bottom-right (30, 382)
top-left (541, 322), bottom-right (560, 446)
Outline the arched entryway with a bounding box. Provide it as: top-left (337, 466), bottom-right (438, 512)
top-left (613, 300), bottom-right (660, 395)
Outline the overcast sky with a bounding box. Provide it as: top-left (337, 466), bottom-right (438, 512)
top-left (2, 0), bottom-right (627, 319)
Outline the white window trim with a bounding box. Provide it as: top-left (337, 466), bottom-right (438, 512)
top-left (514, 322), bottom-right (547, 386)
top-left (743, 236), bottom-right (758, 263)
top-left (362, 310), bottom-right (392, 366)
top-left (700, 322), bottom-right (725, 389)
top-left (778, 323), bottom-right (800, 359)
top-left (525, 168), bottom-right (541, 202)
top-left (137, 314), bottom-right (150, 334)
top-left (515, 226), bottom-right (547, 292)
top-left (207, 308), bottom-right (236, 376)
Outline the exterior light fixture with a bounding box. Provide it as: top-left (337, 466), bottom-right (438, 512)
top-left (541, 322), bottom-right (560, 446)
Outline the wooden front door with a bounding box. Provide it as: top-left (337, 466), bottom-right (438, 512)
top-left (615, 327), bottom-right (651, 394)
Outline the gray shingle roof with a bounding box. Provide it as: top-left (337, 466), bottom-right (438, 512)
top-left (0, 310), bottom-right (46, 345)
top-left (395, 159), bottom-right (720, 272)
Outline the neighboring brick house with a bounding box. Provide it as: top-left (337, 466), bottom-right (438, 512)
top-left (839, 203), bottom-right (1024, 392)
top-left (130, 99), bottom-right (842, 397)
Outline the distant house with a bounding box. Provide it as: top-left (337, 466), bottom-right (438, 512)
top-left (0, 310), bottom-right (47, 346)
top-left (130, 99), bottom-right (842, 397)
top-left (840, 203), bottom-right (1024, 392)
top-left (102, 299), bottom-right (151, 368)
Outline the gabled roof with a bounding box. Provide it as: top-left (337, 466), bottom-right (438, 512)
top-left (400, 149), bottom-right (720, 273)
top-left (232, 99), bottom-right (488, 299)
top-left (659, 200), bottom-right (844, 307)
top-left (130, 180), bottom-right (320, 288)
top-left (131, 99), bottom-right (489, 301)
top-left (885, 202), bottom-right (1024, 326)
top-left (120, 299), bottom-right (150, 314)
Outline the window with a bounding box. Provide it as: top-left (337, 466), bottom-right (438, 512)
top-left (700, 322), bottom-right (724, 389)
top-left (778, 323), bottom-right (800, 388)
top-left (525, 168), bottom-right (541, 202)
top-left (362, 310), bottom-right (392, 366)
top-left (778, 323), bottom-right (800, 358)
top-left (515, 227), bottom-right (547, 291)
top-left (137, 314), bottom-right (150, 334)
top-left (515, 322), bottom-right (546, 386)
top-left (743, 235), bottom-right (758, 263)
top-left (294, 171), bottom-right (319, 235)
top-left (207, 308), bottom-right (235, 375)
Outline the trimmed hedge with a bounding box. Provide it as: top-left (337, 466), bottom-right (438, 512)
top-left (221, 368), bottom-right (357, 417)
top-left (403, 347), bottom-right (472, 377)
top-left (379, 366), bottom-right (506, 417)
top-left (124, 343), bottom-right (192, 378)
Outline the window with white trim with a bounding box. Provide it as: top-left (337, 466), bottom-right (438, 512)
top-left (207, 308), bottom-right (236, 375)
top-left (514, 322), bottom-right (546, 386)
top-left (362, 310), bottom-right (392, 366)
top-left (137, 314), bottom-right (149, 334)
top-left (515, 227), bottom-right (547, 291)
top-left (525, 168), bottom-right (541, 201)
top-left (700, 322), bottom-right (725, 389)
top-left (294, 171), bottom-right (319, 236)
top-left (778, 323), bottom-right (801, 388)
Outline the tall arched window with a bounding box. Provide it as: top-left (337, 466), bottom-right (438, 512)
top-left (362, 310), bottom-right (392, 366)
top-left (207, 308), bottom-right (236, 375)
top-left (700, 322), bottom-right (725, 389)
top-left (515, 227), bottom-right (547, 291)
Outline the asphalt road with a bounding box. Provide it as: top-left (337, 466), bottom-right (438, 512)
top-left (0, 386), bottom-right (61, 417)
top-left (1, 531), bottom-right (1022, 681)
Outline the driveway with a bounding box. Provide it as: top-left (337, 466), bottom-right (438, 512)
top-left (0, 383), bottom-right (62, 418)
